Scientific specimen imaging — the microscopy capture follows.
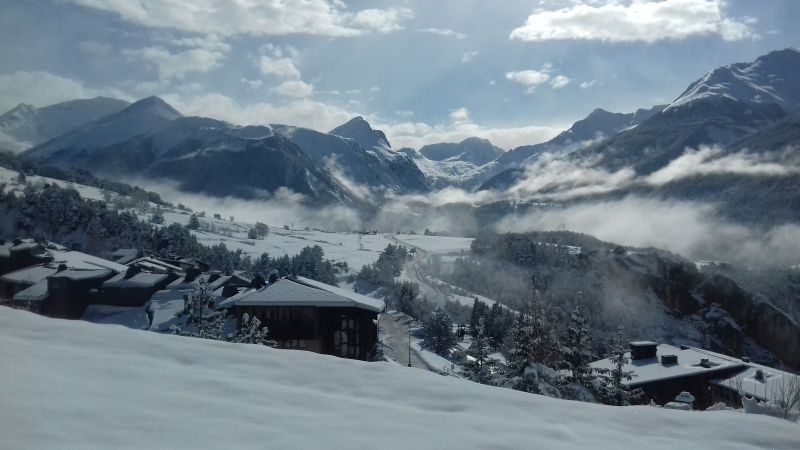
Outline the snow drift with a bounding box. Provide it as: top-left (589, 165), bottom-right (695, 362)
top-left (0, 307), bottom-right (797, 449)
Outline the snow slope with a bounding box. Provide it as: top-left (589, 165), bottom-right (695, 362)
top-left (2, 307), bottom-right (797, 450)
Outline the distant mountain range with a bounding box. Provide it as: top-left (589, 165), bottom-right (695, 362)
top-left (0, 97), bottom-right (130, 153)
top-left (3, 48), bottom-right (799, 222)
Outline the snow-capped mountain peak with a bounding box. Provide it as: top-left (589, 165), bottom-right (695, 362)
top-left (667, 47), bottom-right (800, 113)
top-left (329, 116), bottom-right (391, 150)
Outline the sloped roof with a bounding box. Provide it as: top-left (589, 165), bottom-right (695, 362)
top-left (102, 272), bottom-right (169, 289)
top-left (12, 279), bottom-right (50, 302)
top-left (50, 269), bottom-right (112, 281)
top-left (232, 278), bottom-right (383, 313)
top-left (47, 249), bottom-right (128, 272)
top-left (0, 265), bottom-right (58, 285)
top-left (590, 344), bottom-right (745, 386)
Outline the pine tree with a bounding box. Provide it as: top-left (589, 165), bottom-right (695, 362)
top-left (422, 308), bottom-right (456, 356)
top-left (561, 291), bottom-right (594, 388)
top-left (187, 214), bottom-right (200, 230)
top-left (231, 313), bottom-right (276, 346)
top-left (599, 325), bottom-right (639, 405)
top-left (462, 317), bottom-right (495, 384)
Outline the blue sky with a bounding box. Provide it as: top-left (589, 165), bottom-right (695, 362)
top-left (1, 0), bottom-right (798, 149)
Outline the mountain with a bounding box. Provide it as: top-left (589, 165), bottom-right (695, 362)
top-left (65, 116), bottom-right (362, 205)
top-left (419, 137), bottom-right (504, 166)
top-left (667, 47), bottom-right (800, 115)
top-left (474, 105), bottom-right (664, 191)
top-left (496, 105), bottom-right (665, 169)
top-left (329, 116), bottom-right (391, 150)
top-left (578, 48), bottom-right (800, 174)
top-left (397, 137), bottom-right (504, 189)
top-left (24, 96), bottom-right (182, 164)
top-left (274, 123), bottom-right (428, 194)
top-left (0, 97), bottom-right (130, 153)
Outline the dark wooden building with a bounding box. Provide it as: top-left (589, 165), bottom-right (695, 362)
top-left (46, 269), bottom-right (115, 319)
top-left (228, 277), bottom-right (384, 361)
top-left (591, 342), bottom-right (751, 409)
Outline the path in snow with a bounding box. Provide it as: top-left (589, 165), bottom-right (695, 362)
top-left (380, 312), bottom-right (432, 371)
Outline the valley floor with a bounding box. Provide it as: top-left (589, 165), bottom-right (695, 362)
top-left (2, 307), bottom-right (797, 450)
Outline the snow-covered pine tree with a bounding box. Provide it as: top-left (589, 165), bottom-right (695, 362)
top-left (422, 307), bottom-right (456, 356)
top-left (462, 317), bottom-right (495, 385)
top-left (561, 290), bottom-right (594, 389)
top-left (505, 299), bottom-right (561, 396)
top-left (599, 325), bottom-right (639, 405)
top-left (231, 313), bottom-right (276, 347)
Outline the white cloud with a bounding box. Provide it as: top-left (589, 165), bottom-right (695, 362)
top-left (416, 28), bottom-right (466, 39)
top-left (461, 50), bottom-right (479, 63)
top-left (507, 64), bottom-right (572, 92)
top-left (273, 80), bottom-right (314, 98)
top-left (645, 146), bottom-right (800, 185)
top-left (257, 45), bottom-right (301, 79)
top-left (505, 69), bottom-right (551, 93)
top-left (78, 40), bottom-right (111, 56)
top-left (240, 78), bottom-right (263, 89)
top-left (161, 93), bottom-right (358, 132)
top-left (158, 93), bottom-right (563, 151)
top-left (510, 0), bottom-right (757, 43)
top-left (449, 107), bottom-right (470, 124)
top-left (0, 71), bottom-right (129, 112)
top-left (70, 0), bottom-right (412, 37)
top-left (550, 75), bottom-right (571, 89)
top-left (123, 46), bottom-right (226, 80)
top-left (350, 7), bottom-right (413, 33)
top-left (580, 79), bottom-right (598, 89)
top-left (380, 120), bottom-right (564, 150)
top-left (259, 55), bottom-right (301, 79)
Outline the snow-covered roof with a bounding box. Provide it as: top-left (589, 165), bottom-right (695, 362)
top-left (129, 257), bottom-right (183, 273)
top-left (110, 248), bottom-right (139, 265)
top-left (0, 265), bottom-right (58, 285)
top-left (81, 305), bottom-right (150, 330)
top-left (102, 272), bottom-right (169, 289)
top-left (50, 269), bottom-right (112, 281)
top-left (295, 276), bottom-right (384, 312)
top-left (590, 344), bottom-right (745, 386)
top-left (12, 279), bottom-right (49, 302)
top-left (47, 249), bottom-right (128, 272)
top-left (231, 278), bottom-right (384, 313)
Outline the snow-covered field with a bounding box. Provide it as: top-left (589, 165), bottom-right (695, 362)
top-left (0, 166), bottom-right (108, 201)
top-left (2, 307), bottom-right (798, 450)
top-left (393, 234), bottom-right (473, 254)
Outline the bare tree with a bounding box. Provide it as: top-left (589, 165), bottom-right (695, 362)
top-left (771, 374), bottom-right (800, 421)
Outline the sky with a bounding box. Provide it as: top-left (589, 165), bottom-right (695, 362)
top-left (1, 0), bottom-right (799, 150)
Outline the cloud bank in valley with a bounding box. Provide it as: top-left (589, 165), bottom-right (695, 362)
top-left (134, 144), bottom-right (800, 266)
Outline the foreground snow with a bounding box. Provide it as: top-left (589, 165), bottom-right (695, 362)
top-left (1, 308), bottom-right (797, 450)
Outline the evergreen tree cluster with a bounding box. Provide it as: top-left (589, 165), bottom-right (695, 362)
top-left (356, 244), bottom-right (410, 286)
top-left (0, 151), bottom-right (170, 206)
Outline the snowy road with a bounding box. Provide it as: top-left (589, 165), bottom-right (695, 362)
top-left (379, 312), bottom-right (432, 371)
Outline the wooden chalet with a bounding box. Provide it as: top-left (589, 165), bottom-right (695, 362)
top-left (590, 342), bottom-right (799, 410)
top-left (226, 276), bottom-right (385, 361)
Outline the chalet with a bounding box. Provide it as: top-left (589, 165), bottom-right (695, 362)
top-left (591, 341), bottom-right (799, 411)
top-left (0, 239), bottom-right (51, 276)
top-left (1, 264), bottom-right (59, 302)
top-left (226, 276), bottom-right (384, 361)
top-left (99, 268), bottom-right (172, 307)
top-left (46, 269), bottom-right (115, 319)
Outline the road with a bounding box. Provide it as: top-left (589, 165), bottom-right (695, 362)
top-left (387, 235), bottom-right (450, 306)
top-left (379, 311), bottom-right (433, 371)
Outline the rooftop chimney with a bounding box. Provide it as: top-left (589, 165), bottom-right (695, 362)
top-left (630, 341), bottom-right (658, 360)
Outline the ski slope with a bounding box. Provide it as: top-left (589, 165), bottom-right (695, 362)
top-left (2, 307), bottom-right (798, 450)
